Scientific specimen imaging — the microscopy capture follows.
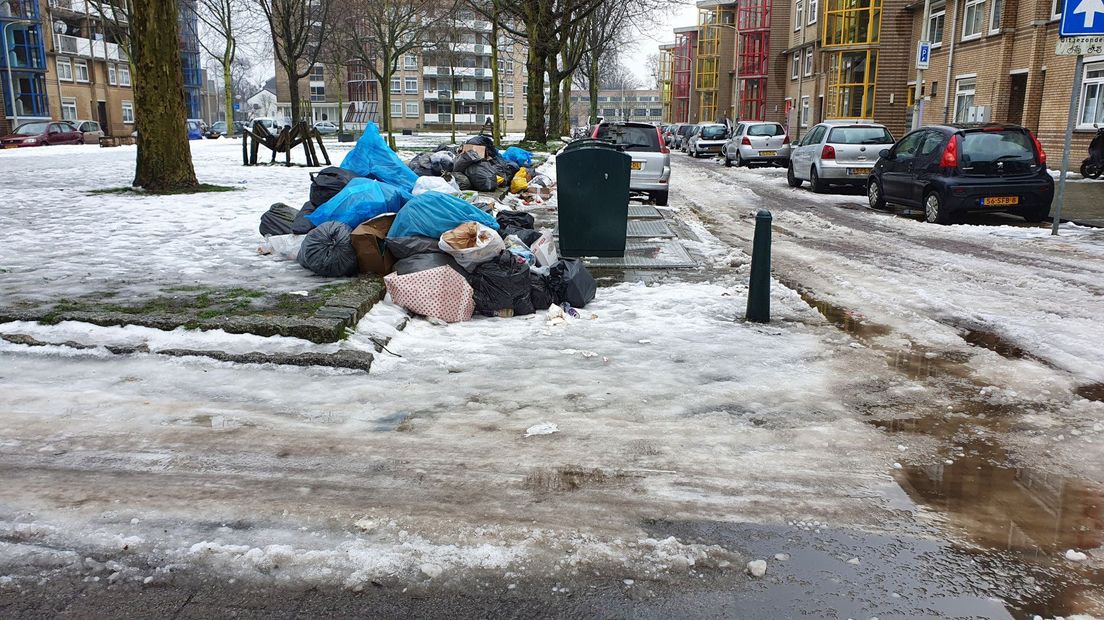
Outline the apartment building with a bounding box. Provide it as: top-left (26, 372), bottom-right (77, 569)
top-left (782, 0), bottom-right (824, 140)
top-left (695, 1), bottom-right (737, 124)
top-left (1, 0), bottom-right (204, 136)
top-left (568, 89), bottom-right (664, 126)
top-left (276, 11), bottom-right (529, 134)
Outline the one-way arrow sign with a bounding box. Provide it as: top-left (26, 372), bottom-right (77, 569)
top-left (1061, 0), bottom-right (1104, 35)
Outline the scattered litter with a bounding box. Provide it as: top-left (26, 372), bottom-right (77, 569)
top-left (524, 423), bottom-right (559, 437)
top-left (774, 553), bottom-right (790, 561)
top-left (746, 560), bottom-right (767, 577)
top-left (287, 290), bottom-right (309, 296)
top-left (847, 557), bottom-right (860, 565)
top-left (1064, 549), bottom-right (1088, 561)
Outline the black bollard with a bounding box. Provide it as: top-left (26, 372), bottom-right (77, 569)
top-left (746, 209), bottom-right (772, 323)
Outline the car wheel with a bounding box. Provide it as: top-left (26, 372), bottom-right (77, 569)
top-left (724, 154), bottom-right (732, 167)
top-left (733, 151), bottom-right (743, 168)
top-left (787, 162), bottom-right (802, 188)
top-left (924, 191), bottom-right (950, 224)
top-left (809, 166), bottom-right (825, 193)
top-left (867, 178), bottom-right (886, 210)
top-left (652, 190), bottom-right (669, 206)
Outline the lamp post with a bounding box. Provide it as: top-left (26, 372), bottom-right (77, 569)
top-left (3, 18), bottom-right (38, 130)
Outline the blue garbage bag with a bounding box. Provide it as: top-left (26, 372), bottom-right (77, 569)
top-left (387, 192), bottom-right (500, 239)
top-left (308, 177), bottom-right (412, 230)
top-left (340, 122), bottom-right (418, 192)
top-left (502, 146), bottom-right (533, 167)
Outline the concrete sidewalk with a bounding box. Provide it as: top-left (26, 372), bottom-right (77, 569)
top-left (1057, 179), bottom-right (1104, 227)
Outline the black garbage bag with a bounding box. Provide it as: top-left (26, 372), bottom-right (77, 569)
top-left (548, 258), bottom-right (597, 308)
top-left (467, 161), bottom-right (499, 191)
top-left (291, 200), bottom-right (318, 235)
top-left (491, 157), bottom-right (520, 182)
top-left (453, 172), bottom-right (473, 191)
top-left (393, 252), bottom-right (468, 278)
top-left (260, 202), bottom-right (299, 236)
top-left (453, 150), bottom-right (482, 175)
top-left (496, 210), bottom-right (535, 230)
top-left (310, 166), bottom-right (358, 207)
top-left (386, 235), bottom-right (443, 260)
top-left (530, 273), bottom-right (555, 311)
top-left (465, 135), bottom-right (499, 159)
top-left (470, 253), bottom-right (534, 317)
top-left (407, 152), bottom-right (439, 176)
top-left (433, 143), bottom-right (454, 152)
top-left (297, 221), bottom-right (358, 277)
top-left (500, 226), bottom-right (542, 246)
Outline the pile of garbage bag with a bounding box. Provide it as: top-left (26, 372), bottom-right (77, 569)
top-left (407, 136), bottom-right (545, 195)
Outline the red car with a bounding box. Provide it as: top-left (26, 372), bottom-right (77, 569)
top-left (0, 121), bottom-right (85, 148)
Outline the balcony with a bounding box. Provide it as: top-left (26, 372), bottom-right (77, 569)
top-left (48, 0), bottom-right (128, 22)
top-left (424, 113), bottom-right (492, 124)
top-left (454, 43), bottom-right (491, 55)
top-left (422, 66), bottom-right (491, 78)
top-left (424, 89), bottom-right (494, 102)
top-left (54, 34), bottom-right (123, 61)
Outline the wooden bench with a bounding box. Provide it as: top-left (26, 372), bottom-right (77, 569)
top-left (99, 136), bottom-right (137, 147)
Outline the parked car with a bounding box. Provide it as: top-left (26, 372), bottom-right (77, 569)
top-left (680, 124), bottom-right (701, 153)
top-left (592, 121), bottom-right (672, 206)
top-left (204, 121), bottom-right (227, 139)
top-left (313, 120), bottom-right (339, 135)
top-left (867, 123), bottom-right (1052, 224)
top-left (185, 119), bottom-right (205, 140)
top-left (0, 121), bottom-right (84, 148)
top-left (723, 121), bottom-right (790, 167)
top-left (71, 120), bottom-right (105, 144)
top-left (788, 120), bottom-right (894, 192)
top-left (685, 123), bottom-right (728, 158)
top-left (672, 123), bottom-right (696, 149)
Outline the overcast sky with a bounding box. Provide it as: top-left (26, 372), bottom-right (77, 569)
top-left (623, 2), bottom-right (700, 88)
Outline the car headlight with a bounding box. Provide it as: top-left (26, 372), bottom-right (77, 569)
top-left (22, 138), bottom-right (36, 144)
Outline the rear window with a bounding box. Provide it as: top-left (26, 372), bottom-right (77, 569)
top-left (700, 125), bottom-right (727, 139)
top-left (748, 124), bottom-right (785, 137)
top-left (827, 126), bottom-right (894, 145)
top-left (595, 124), bottom-right (661, 152)
top-left (677, 125), bottom-right (694, 136)
top-left (960, 129), bottom-right (1036, 173)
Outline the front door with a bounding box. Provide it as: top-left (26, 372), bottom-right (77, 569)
top-left (97, 101), bottom-right (109, 137)
top-left (1007, 74), bottom-right (1027, 126)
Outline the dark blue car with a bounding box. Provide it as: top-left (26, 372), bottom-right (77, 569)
top-left (867, 124), bottom-right (1053, 224)
top-left (186, 120), bottom-right (204, 140)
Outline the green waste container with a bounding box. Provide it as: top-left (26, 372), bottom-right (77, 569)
top-left (556, 140), bottom-right (631, 258)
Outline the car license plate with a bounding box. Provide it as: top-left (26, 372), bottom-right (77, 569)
top-left (982, 196), bottom-right (1019, 206)
top-left (2, 144), bottom-right (17, 149)
top-left (631, 161), bottom-right (643, 170)
top-left (759, 151), bottom-right (777, 157)
top-left (847, 167), bottom-right (872, 175)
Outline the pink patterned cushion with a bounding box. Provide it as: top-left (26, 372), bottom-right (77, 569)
top-left (384, 266), bottom-right (475, 323)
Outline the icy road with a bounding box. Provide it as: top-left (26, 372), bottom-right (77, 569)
top-left (0, 141), bottom-right (1101, 618)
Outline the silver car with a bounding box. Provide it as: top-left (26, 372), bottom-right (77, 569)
top-left (723, 122), bottom-right (791, 167)
top-left (679, 124), bottom-right (700, 152)
top-left (593, 121), bottom-right (672, 206)
top-left (686, 123), bottom-right (728, 158)
top-left (787, 120), bottom-right (895, 192)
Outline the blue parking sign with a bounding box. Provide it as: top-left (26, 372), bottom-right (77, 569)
top-left (1060, 0), bottom-right (1104, 36)
top-left (917, 41), bottom-right (931, 69)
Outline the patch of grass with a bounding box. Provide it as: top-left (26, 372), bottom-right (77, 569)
top-left (88, 183), bottom-right (240, 196)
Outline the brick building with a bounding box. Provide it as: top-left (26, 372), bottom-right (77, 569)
top-left (568, 89), bottom-right (664, 126)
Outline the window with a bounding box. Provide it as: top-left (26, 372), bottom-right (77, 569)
top-left (805, 47), bottom-right (814, 76)
top-left (404, 54), bottom-right (417, 69)
top-left (962, 0), bottom-right (985, 39)
top-left (907, 84), bottom-right (916, 106)
top-left (827, 49), bottom-right (878, 118)
top-left (505, 59), bottom-right (514, 73)
top-left (823, 0), bottom-right (882, 46)
top-left (795, 0), bottom-right (804, 30)
top-left (808, 0), bottom-right (818, 23)
top-left (954, 77), bottom-right (976, 122)
top-left (118, 65), bottom-right (131, 86)
top-left (310, 85), bottom-right (325, 101)
top-left (928, 2), bottom-right (946, 47)
top-left (390, 78), bottom-right (401, 93)
top-left (74, 59), bottom-right (89, 82)
top-left (892, 130), bottom-right (926, 159)
top-left (390, 101), bottom-right (402, 117)
top-left (1052, 0), bottom-right (1064, 19)
top-left (121, 100), bottom-right (134, 123)
top-left (406, 102), bottom-right (419, 117)
top-left (108, 64), bottom-right (117, 85)
top-left (1078, 62), bottom-right (1104, 128)
top-left (61, 97), bottom-right (77, 121)
top-left (506, 103), bottom-right (514, 119)
top-left (56, 58), bottom-right (72, 81)
top-left (405, 77), bottom-right (417, 93)
top-left (989, 0), bottom-right (1002, 33)
top-left (310, 64), bottom-right (324, 80)
top-left (801, 96), bottom-right (810, 126)
top-left (650, 108), bottom-right (662, 117)
top-left (792, 51), bottom-right (801, 79)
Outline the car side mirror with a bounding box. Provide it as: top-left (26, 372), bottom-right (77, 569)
top-left (879, 149), bottom-right (892, 159)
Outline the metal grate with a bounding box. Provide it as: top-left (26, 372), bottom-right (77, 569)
top-left (626, 219), bottom-right (676, 238)
top-left (628, 204), bottom-right (664, 219)
top-left (580, 239), bottom-right (696, 269)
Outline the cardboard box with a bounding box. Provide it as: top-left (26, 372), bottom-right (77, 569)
top-left (460, 144), bottom-right (487, 159)
top-left (350, 213), bottom-right (396, 275)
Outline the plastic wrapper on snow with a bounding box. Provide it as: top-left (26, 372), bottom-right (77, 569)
top-left (307, 177), bottom-right (411, 230)
top-left (259, 202), bottom-right (299, 237)
top-left (502, 146), bottom-right (533, 167)
top-left (297, 221), bottom-right (358, 277)
top-left (387, 192), bottom-right (499, 239)
top-left (263, 234), bottom-right (305, 261)
top-left (340, 122), bottom-right (418, 192)
top-left (438, 222), bottom-right (506, 271)
top-left (412, 175), bottom-right (461, 196)
top-left (385, 265), bottom-right (475, 323)
top-left (547, 258), bottom-right (596, 308)
top-left (471, 252), bottom-right (534, 317)
top-left (309, 166), bottom-right (358, 207)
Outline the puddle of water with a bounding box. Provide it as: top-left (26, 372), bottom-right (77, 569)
top-left (962, 328), bottom-right (1029, 359)
top-left (788, 287), bottom-right (892, 342)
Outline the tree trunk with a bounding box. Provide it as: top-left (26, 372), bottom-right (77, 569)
top-left (287, 72), bottom-right (301, 125)
top-left (588, 54), bottom-right (599, 124)
top-left (336, 65), bottom-right (344, 133)
top-left (523, 28), bottom-right (547, 143)
top-left (490, 11), bottom-right (501, 144)
top-left (561, 75), bottom-right (571, 136)
top-left (130, 0), bottom-right (197, 191)
top-left (450, 94), bottom-right (456, 143)
top-left (222, 61), bottom-right (234, 136)
top-left (546, 54), bottom-right (561, 143)
top-left (381, 64), bottom-right (394, 148)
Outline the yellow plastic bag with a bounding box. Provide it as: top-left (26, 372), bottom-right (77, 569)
top-left (510, 167), bottom-right (529, 194)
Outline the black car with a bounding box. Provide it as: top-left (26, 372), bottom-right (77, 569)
top-left (867, 124), bottom-right (1053, 224)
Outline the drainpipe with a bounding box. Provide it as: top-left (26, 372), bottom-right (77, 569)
top-left (942, 0), bottom-right (960, 122)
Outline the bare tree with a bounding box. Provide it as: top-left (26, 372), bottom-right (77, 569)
top-left (644, 52), bottom-right (660, 90)
top-left (194, 0), bottom-right (259, 135)
top-left (337, 0), bottom-right (459, 147)
top-left (258, 0), bottom-right (332, 125)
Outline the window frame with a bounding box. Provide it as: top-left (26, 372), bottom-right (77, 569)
top-left (1052, 0), bottom-right (1063, 20)
top-left (390, 101), bottom-right (403, 117)
top-left (404, 77), bottom-right (418, 93)
top-left (118, 65), bottom-right (131, 87)
top-left (928, 2), bottom-right (946, 47)
top-left (121, 100), bottom-right (134, 124)
top-left (1077, 60), bottom-right (1104, 129)
top-left (808, 0), bottom-right (818, 24)
top-left (804, 47), bottom-right (814, 76)
top-left (800, 95), bottom-right (811, 127)
top-left (953, 76), bottom-right (977, 122)
top-left (74, 59), bottom-right (89, 83)
top-left (390, 77), bottom-right (401, 94)
top-left (108, 64), bottom-right (117, 85)
top-left (61, 97), bottom-right (77, 121)
top-left (404, 54), bottom-right (417, 70)
top-left (56, 57), bottom-right (73, 82)
top-left (405, 101), bottom-right (419, 117)
top-left (795, 0), bottom-right (804, 30)
top-left (962, 0), bottom-right (986, 40)
top-left (792, 51), bottom-right (801, 79)
top-left (988, 0), bottom-right (1002, 33)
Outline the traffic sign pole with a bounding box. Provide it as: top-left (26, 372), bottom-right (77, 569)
top-left (1052, 54), bottom-right (1084, 235)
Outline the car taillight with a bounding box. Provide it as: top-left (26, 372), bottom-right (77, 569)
top-left (658, 128), bottom-right (669, 154)
top-left (940, 135), bottom-right (958, 168)
top-left (783, 135), bottom-right (791, 144)
top-left (741, 137), bottom-right (751, 146)
top-left (1029, 131), bottom-right (1046, 166)
top-left (821, 145), bottom-right (835, 160)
